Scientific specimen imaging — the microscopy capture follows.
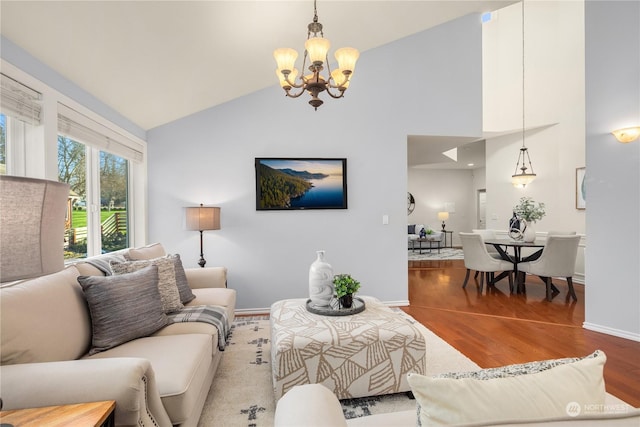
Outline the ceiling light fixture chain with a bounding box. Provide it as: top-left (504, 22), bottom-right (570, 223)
top-left (274, 0), bottom-right (359, 110)
top-left (511, 0), bottom-right (537, 188)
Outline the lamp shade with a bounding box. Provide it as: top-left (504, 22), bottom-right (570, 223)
top-left (1, 176), bottom-right (70, 283)
top-left (612, 126), bottom-right (640, 143)
top-left (511, 173), bottom-right (536, 188)
top-left (186, 205), bottom-right (220, 231)
top-left (438, 211), bottom-right (450, 221)
top-left (276, 68), bottom-right (298, 89)
top-left (305, 37), bottom-right (330, 64)
top-left (273, 48), bottom-right (298, 73)
top-left (334, 47), bottom-right (359, 73)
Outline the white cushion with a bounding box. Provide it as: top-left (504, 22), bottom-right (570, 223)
top-left (408, 351), bottom-right (607, 426)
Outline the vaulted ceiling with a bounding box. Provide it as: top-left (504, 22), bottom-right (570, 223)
top-left (1, 1), bottom-right (516, 130)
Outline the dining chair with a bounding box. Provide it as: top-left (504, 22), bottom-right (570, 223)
top-left (545, 231), bottom-right (576, 242)
top-left (518, 235), bottom-right (581, 301)
top-left (460, 232), bottom-right (514, 294)
top-left (471, 229), bottom-right (502, 259)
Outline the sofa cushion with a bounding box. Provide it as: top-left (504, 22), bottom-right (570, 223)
top-left (275, 384), bottom-right (348, 427)
top-left (1, 266), bottom-right (91, 364)
top-left (127, 242), bottom-right (166, 260)
top-left (85, 333), bottom-right (214, 424)
top-left (408, 351), bottom-right (606, 426)
top-left (433, 351), bottom-right (601, 381)
top-left (188, 287), bottom-right (237, 324)
top-left (167, 254), bottom-right (196, 304)
top-left (78, 265), bottom-right (171, 355)
top-left (110, 257), bottom-right (183, 313)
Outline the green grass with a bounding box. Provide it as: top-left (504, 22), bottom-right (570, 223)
top-left (70, 209), bottom-right (126, 228)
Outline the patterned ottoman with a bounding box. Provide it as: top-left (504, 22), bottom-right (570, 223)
top-left (270, 296), bottom-right (426, 400)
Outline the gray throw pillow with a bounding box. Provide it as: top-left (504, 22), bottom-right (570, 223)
top-left (78, 265), bottom-right (171, 355)
top-left (167, 254), bottom-right (196, 304)
top-left (110, 257), bottom-right (183, 313)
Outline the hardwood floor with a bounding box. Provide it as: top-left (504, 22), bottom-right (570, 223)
top-left (404, 259), bottom-right (640, 408)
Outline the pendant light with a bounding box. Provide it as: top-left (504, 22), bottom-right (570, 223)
top-left (511, 0), bottom-right (537, 188)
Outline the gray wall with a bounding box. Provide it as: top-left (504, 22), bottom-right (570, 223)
top-left (407, 168), bottom-right (477, 246)
top-left (147, 14), bottom-right (483, 311)
top-left (584, 1), bottom-right (640, 339)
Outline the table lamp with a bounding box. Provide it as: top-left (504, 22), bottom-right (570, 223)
top-left (185, 204), bottom-right (220, 268)
top-left (438, 211), bottom-right (449, 231)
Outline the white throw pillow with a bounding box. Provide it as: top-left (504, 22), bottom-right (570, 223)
top-left (408, 351), bottom-right (606, 426)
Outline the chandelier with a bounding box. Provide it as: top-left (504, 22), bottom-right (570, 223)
top-left (511, 0), bottom-right (537, 188)
top-left (273, 0), bottom-right (359, 110)
top-left (512, 145), bottom-right (536, 188)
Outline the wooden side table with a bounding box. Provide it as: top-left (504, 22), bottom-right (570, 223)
top-left (0, 400), bottom-right (115, 427)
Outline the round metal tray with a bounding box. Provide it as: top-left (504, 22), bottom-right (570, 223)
top-left (306, 297), bottom-right (365, 316)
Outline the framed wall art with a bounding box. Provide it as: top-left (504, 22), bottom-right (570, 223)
top-left (255, 158), bottom-right (347, 210)
top-left (576, 167), bottom-right (586, 210)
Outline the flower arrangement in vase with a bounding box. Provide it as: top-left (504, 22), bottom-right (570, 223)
top-left (513, 197), bottom-right (546, 242)
top-left (333, 274), bottom-right (361, 309)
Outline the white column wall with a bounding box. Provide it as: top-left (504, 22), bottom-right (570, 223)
top-left (482, 1), bottom-right (586, 282)
top-left (584, 1), bottom-right (640, 340)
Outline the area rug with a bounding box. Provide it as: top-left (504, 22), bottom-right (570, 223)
top-left (197, 313), bottom-right (480, 427)
top-left (408, 247), bottom-right (464, 261)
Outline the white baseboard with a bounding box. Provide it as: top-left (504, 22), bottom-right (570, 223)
top-left (583, 322), bottom-right (640, 342)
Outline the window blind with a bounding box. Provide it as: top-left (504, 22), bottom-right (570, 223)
top-left (0, 73), bottom-right (42, 125)
top-left (57, 103), bottom-right (144, 163)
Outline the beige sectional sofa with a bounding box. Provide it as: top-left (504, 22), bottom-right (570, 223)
top-left (0, 243), bottom-right (236, 427)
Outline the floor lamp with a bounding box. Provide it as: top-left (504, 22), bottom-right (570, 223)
top-left (185, 204), bottom-right (220, 268)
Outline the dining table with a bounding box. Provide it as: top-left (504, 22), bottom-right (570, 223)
top-left (483, 238), bottom-right (554, 294)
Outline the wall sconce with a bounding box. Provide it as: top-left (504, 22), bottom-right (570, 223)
top-left (611, 126), bottom-right (640, 143)
top-left (185, 204), bottom-right (221, 268)
top-left (437, 211), bottom-right (450, 231)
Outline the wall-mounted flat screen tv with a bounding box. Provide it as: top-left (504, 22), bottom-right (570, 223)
top-left (255, 158), bottom-right (348, 210)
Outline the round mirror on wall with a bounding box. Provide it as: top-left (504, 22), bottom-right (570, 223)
top-left (408, 192), bottom-right (415, 215)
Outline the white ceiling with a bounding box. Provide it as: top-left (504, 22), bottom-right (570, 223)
top-left (0, 0), bottom-right (516, 131)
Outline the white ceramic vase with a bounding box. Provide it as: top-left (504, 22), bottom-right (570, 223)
top-left (309, 250), bottom-right (334, 307)
top-left (523, 221), bottom-right (536, 243)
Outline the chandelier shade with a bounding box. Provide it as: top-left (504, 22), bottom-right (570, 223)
top-left (273, 48), bottom-right (298, 73)
top-left (273, 0), bottom-right (359, 110)
top-left (305, 37), bottom-right (331, 64)
top-left (335, 47), bottom-right (359, 73)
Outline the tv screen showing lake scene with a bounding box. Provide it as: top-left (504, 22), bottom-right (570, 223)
top-left (255, 158), bottom-right (347, 210)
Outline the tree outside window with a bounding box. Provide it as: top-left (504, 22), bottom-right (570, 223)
top-left (58, 136), bottom-right (129, 258)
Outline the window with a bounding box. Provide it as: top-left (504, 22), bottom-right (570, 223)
top-left (0, 74), bottom-right (42, 176)
top-left (58, 110), bottom-right (134, 259)
top-left (100, 151), bottom-right (129, 253)
top-left (1, 67), bottom-right (146, 257)
top-left (58, 136), bottom-right (88, 259)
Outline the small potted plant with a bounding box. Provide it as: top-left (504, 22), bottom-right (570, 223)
top-left (513, 197), bottom-right (546, 223)
top-left (333, 274), bottom-right (361, 309)
top-left (513, 197), bottom-right (546, 242)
